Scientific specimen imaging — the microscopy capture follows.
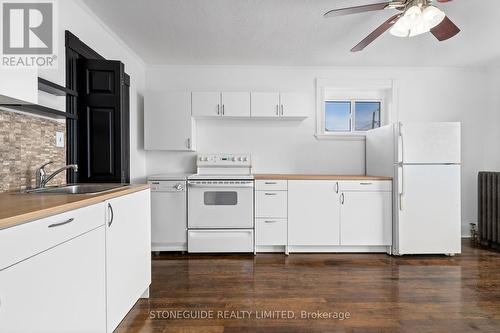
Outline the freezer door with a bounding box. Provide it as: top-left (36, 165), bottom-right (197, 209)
top-left (398, 122), bottom-right (461, 164)
top-left (394, 164), bottom-right (461, 255)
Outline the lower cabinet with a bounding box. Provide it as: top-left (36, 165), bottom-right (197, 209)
top-left (0, 226), bottom-right (107, 333)
top-left (288, 180), bottom-right (341, 246)
top-left (340, 191), bottom-right (392, 246)
top-left (255, 219), bottom-right (287, 245)
top-left (105, 189), bottom-right (151, 333)
top-left (0, 189), bottom-right (151, 333)
top-left (287, 180), bottom-right (392, 251)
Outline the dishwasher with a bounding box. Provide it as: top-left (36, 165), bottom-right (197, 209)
top-left (148, 174), bottom-right (190, 252)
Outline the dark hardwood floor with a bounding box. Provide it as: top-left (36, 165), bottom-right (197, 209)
top-left (116, 241), bottom-right (500, 333)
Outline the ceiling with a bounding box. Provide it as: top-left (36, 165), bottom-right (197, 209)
top-left (80, 0), bottom-right (500, 67)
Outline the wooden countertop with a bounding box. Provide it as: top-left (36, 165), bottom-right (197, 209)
top-left (253, 174), bottom-right (393, 181)
top-left (0, 184), bottom-right (150, 231)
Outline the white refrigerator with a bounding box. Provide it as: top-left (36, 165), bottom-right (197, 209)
top-left (366, 122), bottom-right (461, 255)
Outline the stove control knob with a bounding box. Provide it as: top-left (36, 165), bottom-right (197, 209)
top-left (243, 157), bottom-right (248, 162)
top-left (238, 157), bottom-right (242, 161)
top-left (231, 157), bottom-right (236, 161)
top-left (199, 157), bottom-right (203, 161)
top-left (204, 157), bottom-right (209, 161)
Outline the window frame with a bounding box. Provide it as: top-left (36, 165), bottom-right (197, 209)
top-left (315, 78), bottom-right (397, 141)
top-left (324, 99), bottom-right (383, 134)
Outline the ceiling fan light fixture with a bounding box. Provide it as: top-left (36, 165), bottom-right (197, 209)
top-left (390, 3), bottom-right (446, 38)
top-left (390, 16), bottom-right (411, 37)
top-left (422, 5), bottom-right (446, 29)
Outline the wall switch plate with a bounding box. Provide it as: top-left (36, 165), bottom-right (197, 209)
top-left (56, 132), bottom-right (65, 148)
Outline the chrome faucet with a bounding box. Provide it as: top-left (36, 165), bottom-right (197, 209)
top-left (35, 161), bottom-right (78, 188)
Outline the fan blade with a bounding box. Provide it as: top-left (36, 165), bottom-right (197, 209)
top-left (351, 14), bottom-right (401, 52)
top-left (324, 2), bottom-right (390, 18)
top-left (436, 0), bottom-right (453, 2)
top-left (431, 16), bottom-right (460, 41)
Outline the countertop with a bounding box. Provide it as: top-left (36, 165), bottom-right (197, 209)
top-left (0, 184), bottom-right (150, 231)
top-left (253, 174), bottom-right (393, 181)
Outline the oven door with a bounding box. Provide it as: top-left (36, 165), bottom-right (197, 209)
top-left (188, 180), bottom-right (254, 229)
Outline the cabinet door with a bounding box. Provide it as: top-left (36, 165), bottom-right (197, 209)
top-left (288, 181), bottom-right (340, 246)
top-left (106, 190), bottom-right (151, 332)
top-left (279, 92), bottom-right (309, 118)
top-left (145, 91), bottom-right (195, 151)
top-left (221, 92), bottom-right (250, 117)
top-left (192, 92), bottom-right (221, 117)
top-left (251, 92), bottom-right (280, 117)
top-left (0, 226), bottom-right (106, 333)
top-left (340, 191), bottom-right (392, 246)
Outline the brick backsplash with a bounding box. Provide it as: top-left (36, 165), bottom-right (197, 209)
top-left (0, 109), bottom-right (66, 192)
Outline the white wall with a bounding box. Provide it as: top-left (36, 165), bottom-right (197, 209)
top-left (145, 65), bottom-right (489, 235)
top-left (37, 0), bottom-right (147, 182)
top-left (484, 63), bottom-right (500, 171)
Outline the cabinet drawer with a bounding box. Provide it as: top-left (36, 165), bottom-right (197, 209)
top-left (256, 219), bottom-right (287, 246)
top-left (340, 180), bottom-right (392, 192)
top-left (255, 191), bottom-right (287, 218)
top-left (0, 203), bottom-right (105, 270)
top-left (188, 229), bottom-right (253, 253)
top-left (255, 180), bottom-right (287, 191)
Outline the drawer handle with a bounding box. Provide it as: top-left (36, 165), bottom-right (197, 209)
top-left (264, 220), bottom-right (278, 223)
top-left (48, 218), bottom-right (74, 228)
top-left (264, 182), bottom-right (277, 185)
top-left (264, 193), bottom-right (277, 196)
top-left (360, 182), bottom-right (373, 185)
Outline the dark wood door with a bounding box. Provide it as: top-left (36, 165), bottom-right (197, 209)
top-left (77, 59), bottom-right (129, 183)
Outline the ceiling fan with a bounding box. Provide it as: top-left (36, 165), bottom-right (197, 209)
top-left (324, 0), bottom-right (460, 52)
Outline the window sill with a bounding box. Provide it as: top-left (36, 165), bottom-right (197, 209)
top-left (314, 133), bottom-right (366, 141)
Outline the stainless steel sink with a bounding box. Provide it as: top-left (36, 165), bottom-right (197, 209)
top-left (26, 183), bottom-right (128, 194)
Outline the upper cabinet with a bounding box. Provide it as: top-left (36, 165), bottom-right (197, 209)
top-left (0, 69), bottom-right (38, 105)
top-left (192, 92), bottom-right (251, 118)
top-left (251, 92), bottom-right (280, 117)
top-left (251, 92), bottom-right (308, 119)
top-left (279, 92), bottom-right (309, 118)
top-left (221, 92), bottom-right (250, 117)
top-left (145, 91), bottom-right (195, 151)
top-left (144, 90), bottom-right (309, 151)
top-left (192, 92), bottom-right (221, 117)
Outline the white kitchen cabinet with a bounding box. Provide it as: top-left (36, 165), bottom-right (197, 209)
top-left (192, 92), bottom-right (221, 117)
top-left (192, 92), bottom-right (251, 118)
top-left (105, 189), bottom-right (151, 333)
top-left (0, 69), bottom-right (38, 105)
top-left (340, 191), bottom-right (392, 246)
top-left (278, 92), bottom-right (309, 118)
top-left (251, 92), bottom-right (280, 117)
top-left (256, 219), bottom-right (287, 245)
top-left (250, 92), bottom-right (309, 119)
top-left (288, 181), bottom-right (340, 246)
top-left (145, 91), bottom-right (195, 151)
top-left (255, 191), bottom-right (287, 218)
top-left (0, 226), bottom-right (107, 333)
top-left (221, 92), bottom-right (250, 117)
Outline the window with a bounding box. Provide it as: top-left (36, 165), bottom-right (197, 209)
top-left (315, 78), bottom-right (395, 140)
top-left (324, 100), bottom-right (381, 133)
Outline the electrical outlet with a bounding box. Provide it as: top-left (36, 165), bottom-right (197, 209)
top-left (56, 132), bottom-right (65, 148)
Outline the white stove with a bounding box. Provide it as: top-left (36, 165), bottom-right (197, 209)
top-left (187, 153), bottom-right (254, 253)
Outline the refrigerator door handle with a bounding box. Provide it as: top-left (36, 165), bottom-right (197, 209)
top-left (398, 164), bottom-right (404, 210)
top-left (398, 122), bottom-right (404, 164)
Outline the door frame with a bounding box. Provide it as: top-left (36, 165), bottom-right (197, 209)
top-left (65, 31), bottom-right (130, 183)
top-left (65, 31), bottom-right (104, 183)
